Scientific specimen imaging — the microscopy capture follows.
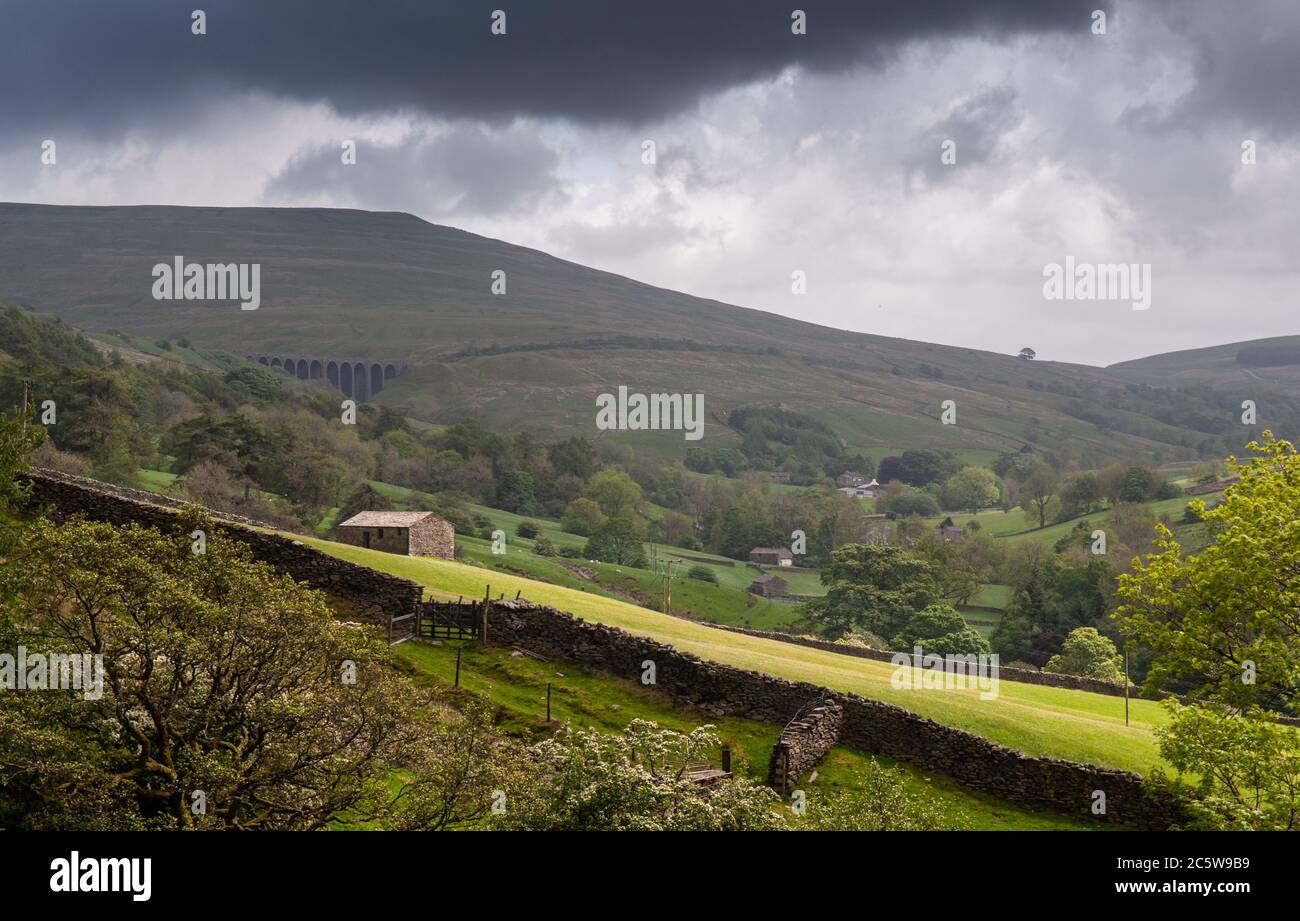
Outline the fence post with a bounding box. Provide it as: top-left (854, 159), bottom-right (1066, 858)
top-left (455, 647), bottom-right (462, 688)
top-left (481, 585), bottom-right (491, 646)
top-left (546, 683), bottom-right (552, 723)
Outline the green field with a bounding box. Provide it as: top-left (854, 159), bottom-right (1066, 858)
top-left (295, 533), bottom-right (1172, 775)
top-left (397, 639), bottom-right (1099, 830)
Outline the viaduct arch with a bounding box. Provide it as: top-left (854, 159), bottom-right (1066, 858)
top-left (248, 353), bottom-right (407, 402)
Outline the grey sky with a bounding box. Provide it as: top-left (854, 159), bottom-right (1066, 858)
top-left (0, 0), bottom-right (1296, 365)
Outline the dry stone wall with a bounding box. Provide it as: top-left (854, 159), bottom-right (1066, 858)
top-left (20, 468), bottom-right (423, 623)
top-left (768, 698), bottom-right (843, 792)
top-left (486, 599), bottom-right (1185, 829)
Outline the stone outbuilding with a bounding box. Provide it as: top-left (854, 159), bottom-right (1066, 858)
top-left (749, 547), bottom-right (794, 567)
top-left (747, 573), bottom-right (790, 598)
top-left (336, 510), bottom-right (455, 559)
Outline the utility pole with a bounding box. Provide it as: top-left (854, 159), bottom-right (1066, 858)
top-left (1123, 650), bottom-right (1130, 727)
top-left (663, 559), bottom-right (675, 615)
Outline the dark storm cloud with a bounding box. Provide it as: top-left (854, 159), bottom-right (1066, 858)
top-left (1, 0), bottom-right (1106, 135)
top-left (1150, 0), bottom-right (1300, 139)
top-left (914, 86), bottom-right (1022, 181)
top-left (264, 125), bottom-right (565, 216)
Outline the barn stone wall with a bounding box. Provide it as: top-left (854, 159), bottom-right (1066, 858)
top-left (19, 468), bottom-right (423, 623)
top-left (485, 600), bottom-right (1185, 829)
top-left (409, 516), bottom-right (455, 559)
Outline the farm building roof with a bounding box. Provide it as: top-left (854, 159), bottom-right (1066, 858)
top-left (337, 511), bottom-right (445, 528)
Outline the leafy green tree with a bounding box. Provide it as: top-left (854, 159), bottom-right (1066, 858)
top-left (1057, 472), bottom-right (1102, 519)
top-left (547, 435), bottom-right (596, 481)
top-left (382, 701), bottom-right (531, 831)
top-left (889, 603), bottom-right (990, 656)
top-left (496, 469), bottom-right (538, 515)
top-left (493, 720), bottom-right (782, 831)
top-left (334, 482), bottom-right (393, 530)
top-left (940, 467), bottom-right (1000, 513)
top-left (1043, 627), bottom-right (1124, 684)
top-left (0, 403), bottom-right (44, 515)
top-left (1116, 433), bottom-right (1300, 714)
top-left (1119, 464), bottom-right (1158, 502)
top-left (877, 481), bottom-right (940, 518)
top-left (0, 513), bottom-right (423, 829)
top-left (1017, 462), bottom-right (1059, 529)
top-left (586, 467), bottom-right (643, 517)
top-left (806, 544), bottom-right (942, 639)
top-left (584, 512), bottom-right (647, 567)
top-left (1152, 703), bottom-right (1300, 831)
top-left (561, 497), bottom-right (607, 536)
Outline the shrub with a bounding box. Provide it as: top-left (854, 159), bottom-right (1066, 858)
top-left (533, 536), bottom-right (558, 557)
top-left (687, 564), bottom-right (717, 583)
top-left (516, 520), bottom-right (541, 539)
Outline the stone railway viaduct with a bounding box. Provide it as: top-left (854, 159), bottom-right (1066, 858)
top-left (249, 353), bottom-right (408, 401)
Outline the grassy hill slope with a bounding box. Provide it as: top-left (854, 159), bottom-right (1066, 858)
top-left (0, 201), bottom-right (1255, 464)
top-left (399, 640), bottom-right (1099, 830)
top-left (294, 533), bottom-right (1170, 775)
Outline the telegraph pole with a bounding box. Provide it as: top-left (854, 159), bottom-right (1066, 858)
top-left (1123, 650), bottom-right (1130, 727)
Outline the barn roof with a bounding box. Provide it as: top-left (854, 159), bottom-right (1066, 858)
top-left (337, 511), bottom-right (445, 528)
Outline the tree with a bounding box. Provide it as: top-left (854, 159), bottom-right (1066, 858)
top-left (889, 602), bottom-right (990, 656)
top-left (493, 720), bottom-right (783, 831)
top-left (1043, 627), bottom-right (1124, 684)
top-left (939, 467), bottom-right (1001, 514)
top-left (0, 512), bottom-right (423, 829)
top-left (496, 469), bottom-right (537, 515)
top-left (1115, 433), bottom-right (1300, 714)
top-left (1108, 501), bottom-right (1157, 556)
top-left (1151, 703), bottom-right (1300, 831)
top-left (1056, 472), bottom-right (1102, 520)
top-left (586, 467), bottom-right (643, 517)
top-left (806, 544), bottom-right (942, 639)
top-left (877, 481), bottom-right (940, 518)
top-left (1119, 465), bottom-right (1159, 503)
top-left (0, 403), bottom-right (44, 516)
top-left (560, 497), bottom-right (607, 536)
top-left (334, 482), bottom-right (393, 529)
top-left (584, 512), bottom-right (647, 567)
top-left (383, 702), bottom-right (530, 831)
top-left (1018, 347), bottom-right (1036, 360)
top-left (1018, 462), bottom-right (1059, 529)
top-left (893, 450), bottom-right (960, 487)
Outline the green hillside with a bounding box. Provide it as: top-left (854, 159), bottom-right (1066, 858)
top-left (293, 532), bottom-right (1171, 776)
top-left (398, 640), bottom-right (1098, 830)
top-left (3, 202), bottom-right (1289, 466)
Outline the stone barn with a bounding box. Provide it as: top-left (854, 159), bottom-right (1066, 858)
top-left (747, 573), bottom-right (790, 598)
top-left (749, 547), bottom-right (793, 567)
top-left (336, 510), bottom-right (455, 559)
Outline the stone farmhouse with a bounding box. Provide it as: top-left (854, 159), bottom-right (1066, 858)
top-left (337, 510), bottom-right (455, 558)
